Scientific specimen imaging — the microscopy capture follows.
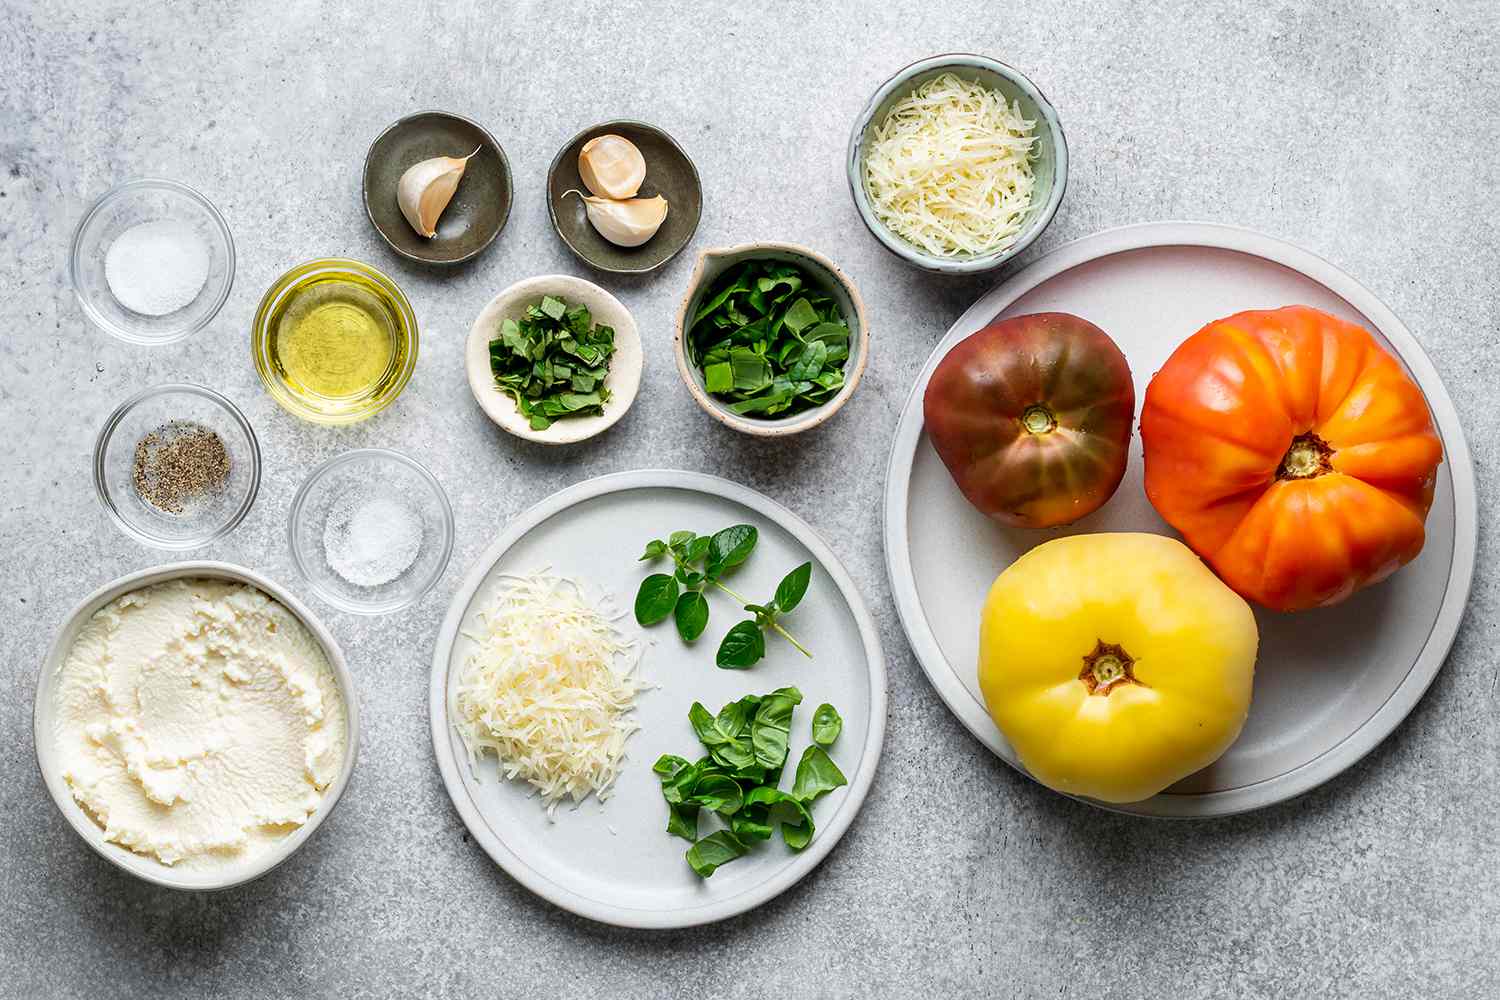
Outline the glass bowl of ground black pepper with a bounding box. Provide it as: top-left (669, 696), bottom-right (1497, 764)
top-left (93, 383), bottom-right (261, 549)
top-left (287, 448), bottom-right (454, 615)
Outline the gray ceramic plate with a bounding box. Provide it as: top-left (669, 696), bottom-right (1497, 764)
top-left (547, 121), bottom-right (702, 274)
top-left (429, 470), bottom-right (886, 927)
top-left (884, 221), bottom-right (1477, 817)
top-left (363, 111), bottom-right (511, 265)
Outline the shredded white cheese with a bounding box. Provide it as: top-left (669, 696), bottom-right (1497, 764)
top-left (451, 572), bottom-right (647, 817)
top-left (863, 72), bottom-right (1038, 259)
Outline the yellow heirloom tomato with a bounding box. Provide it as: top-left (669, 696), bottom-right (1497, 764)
top-left (978, 533), bottom-right (1258, 803)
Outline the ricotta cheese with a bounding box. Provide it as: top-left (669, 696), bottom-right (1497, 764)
top-left (52, 578), bottom-right (347, 868)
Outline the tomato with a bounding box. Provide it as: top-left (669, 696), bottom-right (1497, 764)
top-left (1140, 305), bottom-right (1442, 611)
top-left (979, 533), bottom-right (1258, 803)
top-left (923, 312), bottom-right (1135, 528)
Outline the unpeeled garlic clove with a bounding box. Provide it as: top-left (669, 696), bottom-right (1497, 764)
top-left (578, 134), bottom-right (646, 200)
top-left (567, 192), bottom-right (669, 247)
top-left (396, 148), bottom-right (479, 238)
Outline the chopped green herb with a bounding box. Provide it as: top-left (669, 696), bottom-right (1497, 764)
top-left (811, 703), bottom-right (843, 747)
top-left (489, 297), bottom-right (616, 430)
top-left (654, 691), bottom-right (848, 876)
top-left (686, 259), bottom-right (851, 419)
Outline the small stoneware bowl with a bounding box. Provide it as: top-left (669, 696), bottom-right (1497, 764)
top-left (674, 243), bottom-right (869, 437)
top-left (33, 561), bottom-right (359, 891)
top-left (847, 53), bottom-right (1068, 275)
top-left (363, 111), bottom-right (511, 265)
top-left (464, 274), bottom-right (643, 444)
top-left (547, 120), bottom-right (702, 274)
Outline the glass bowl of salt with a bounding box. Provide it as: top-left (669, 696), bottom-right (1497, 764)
top-left (70, 178), bottom-right (235, 345)
top-left (288, 448), bottom-right (455, 615)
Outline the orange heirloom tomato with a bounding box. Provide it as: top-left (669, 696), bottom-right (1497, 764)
top-left (1140, 305), bottom-right (1442, 611)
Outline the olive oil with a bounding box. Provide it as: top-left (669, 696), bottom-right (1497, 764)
top-left (258, 263), bottom-right (416, 423)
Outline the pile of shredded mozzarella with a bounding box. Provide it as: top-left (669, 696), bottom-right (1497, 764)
top-left (863, 72), bottom-right (1038, 258)
top-left (451, 572), bottom-right (647, 817)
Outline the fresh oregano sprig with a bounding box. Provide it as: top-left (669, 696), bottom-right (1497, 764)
top-left (634, 524), bottom-right (813, 668)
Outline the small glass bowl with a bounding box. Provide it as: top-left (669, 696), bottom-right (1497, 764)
top-left (93, 384), bottom-right (261, 549)
top-left (70, 179), bottom-right (236, 345)
top-left (288, 449), bottom-right (454, 615)
top-left (252, 258), bottom-right (419, 425)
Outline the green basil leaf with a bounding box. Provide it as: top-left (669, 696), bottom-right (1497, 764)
top-left (686, 830), bottom-right (748, 877)
top-left (811, 703), bottom-right (842, 747)
top-left (664, 802), bottom-right (700, 841)
top-left (653, 754), bottom-right (692, 779)
top-left (634, 573), bottom-right (678, 625)
top-left (685, 535), bottom-right (712, 564)
top-left (791, 744), bottom-right (848, 803)
top-left (750, 686), bottom-right (802, 768)
top-left (707, 524), bottom-right (757, 576)
top-left (716, 620), bottom-right (765, 669)
top-left (782, 297), bottom-right (819, 334)
top-left (539, 295), bottom-right (567, 320)
top-left (704, 361), bottom-right (733, 394)
top-left (743, 786), bottom-right (815, 850)
top-left (787, 340), bottom-right (828, 382)
top-left (669, 530), bottom-right (696, 551)
top-left (639, 539), bottom-right (666, 561)
top-left (774, 562), bottom-right (812, 613)
top-left (686, 772), bottom-right (744, 815)
top-left (675, 566), bottom-right (704, 588)
top-left (674, 591), bottom-right (709, 641)
top-left (729, 807), bottom-right (774, 842)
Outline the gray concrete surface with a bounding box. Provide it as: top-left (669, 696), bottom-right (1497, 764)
top-left (2, 1), bottom-right (1497, 997)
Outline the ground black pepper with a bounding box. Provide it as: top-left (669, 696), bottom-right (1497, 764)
top-left (131, 420), bottom-right (231, 514)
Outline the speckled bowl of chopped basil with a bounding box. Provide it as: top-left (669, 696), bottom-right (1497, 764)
top-left (674, 243), bottom-right (869, 437)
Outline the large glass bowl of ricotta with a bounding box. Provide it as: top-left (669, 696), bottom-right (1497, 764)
top-left (32, 562), bottom-right (359, 891)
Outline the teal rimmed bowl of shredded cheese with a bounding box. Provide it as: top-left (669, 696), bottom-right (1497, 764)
top-left (847, 53), bottom-right (1067, 274)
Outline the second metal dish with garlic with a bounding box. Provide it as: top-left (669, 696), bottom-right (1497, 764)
top-left (564, 134), bottom-right (669, 247)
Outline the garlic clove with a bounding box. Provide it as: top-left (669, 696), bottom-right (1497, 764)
top-left (396, 148), bottom-right (479, 238)
top-left (572, 193), bottom-right (669, 248)
top-left (578, 135), bottom-right (647, 200)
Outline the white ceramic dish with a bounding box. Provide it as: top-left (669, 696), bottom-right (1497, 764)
top-left (464, 274), bottom-right (643, 444)
top-left (884, 221), bottom-right (1476, 818)
top-left (429, 470), bottom-right (887, 927)
top-left (33, 561), bottom-right (360, 890)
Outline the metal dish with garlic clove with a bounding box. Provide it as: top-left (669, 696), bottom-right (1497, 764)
top-left (547, 120), bottom-right (703, 274)
top-left (363, 111), bottom-right (512, 265)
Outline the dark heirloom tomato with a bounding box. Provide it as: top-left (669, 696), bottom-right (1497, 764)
top-left (923, 312), bottom-right (1135, 528)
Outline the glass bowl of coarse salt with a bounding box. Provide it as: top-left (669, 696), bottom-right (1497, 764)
top-left (288, 449), bottom-right (455, 615)
top-left (70, 178), bottom-right (235, 345)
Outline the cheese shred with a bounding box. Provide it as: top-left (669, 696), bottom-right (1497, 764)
top-left (451, 572), bottom-right (647, 817)
top-left (863, 72), bottom-right (1038, 259)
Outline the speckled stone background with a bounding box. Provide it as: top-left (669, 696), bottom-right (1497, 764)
top-left (2, 1), bottom-right (1496, 997)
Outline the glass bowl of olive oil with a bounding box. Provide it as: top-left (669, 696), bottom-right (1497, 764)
top-left (252, 258), bottom-right (418, 424)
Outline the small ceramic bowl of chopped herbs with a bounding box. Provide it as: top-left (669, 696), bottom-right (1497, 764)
top-left (464, 274), bottom-right (644, 444)
top-left (674, 242), bottom-right (869, 437)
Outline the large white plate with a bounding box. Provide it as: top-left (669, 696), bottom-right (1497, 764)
top-left (884, 221), bottom-right (1476, 817)
top-left (430, 470), bottom-right (886, 927)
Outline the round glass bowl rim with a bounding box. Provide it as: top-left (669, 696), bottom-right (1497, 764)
top-left (251, 257), bottom-right (420, 425)
top-left (287, 447), bottom-right (455, 615)
top-left (92, 382), bottom-right (262, 550)
top-left (845, 52), bottom-right (1069, 275)
top-left (69, 177), bottom-right (237, 346)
